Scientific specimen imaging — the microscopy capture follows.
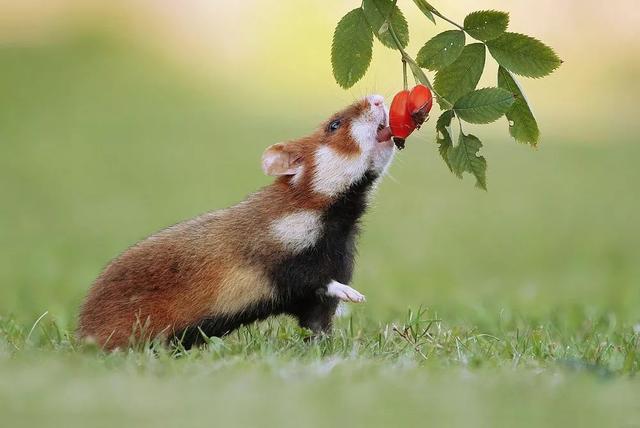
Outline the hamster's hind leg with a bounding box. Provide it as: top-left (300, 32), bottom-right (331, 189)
top-left (294, 295), bottom-right (340, 335)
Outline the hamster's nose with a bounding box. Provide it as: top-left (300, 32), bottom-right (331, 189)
top-left (367, 94), bottom-right (384, 108)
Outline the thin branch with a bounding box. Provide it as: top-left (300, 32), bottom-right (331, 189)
top-left (431, 10), bottom-right (465, 31)
top-left (402, 59), bottom-right (408, 90)
top-left (385, 16), bottom-right (453, 109)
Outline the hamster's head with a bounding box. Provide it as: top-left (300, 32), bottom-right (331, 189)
top-left (262, 95), bottom-right (395, 199)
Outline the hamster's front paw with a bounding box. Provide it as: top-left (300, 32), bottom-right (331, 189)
top-left (326, 280), bottom-right (366, 303)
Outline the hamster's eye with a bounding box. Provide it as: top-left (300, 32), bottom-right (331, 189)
top-left (327, 119), bottom-right (341, 132)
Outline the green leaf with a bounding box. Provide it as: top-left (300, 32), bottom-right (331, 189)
top-left (453, 87), bottom-right (515, 124)
top-left (435, 110), bottom-right (455, 172)
top-left (448, 133), bottom-right (487, 190)
top-left (498, 66), bottom-right (540, 145)
top-left (331, 8), bottom-right (373, 89)
top-left (406, 59), bottom-right (431, 87)
top-left (433, 43), bottom-right (486, 108)
top-left (362, 0), bottom-right (409, 49)
top-left (437, 109), bottom-right (456, 131)
top-left (463, 10), bottom-right (509, 41)
top-left (486, 32), bottom-right (562, 78)
top-left (411, 0), bottom-right (436, 24)
top-left (416, 30), bottom-right (465, 71)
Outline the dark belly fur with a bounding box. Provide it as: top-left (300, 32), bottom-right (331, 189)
top-left (175, 171), bottom-right (378, 348)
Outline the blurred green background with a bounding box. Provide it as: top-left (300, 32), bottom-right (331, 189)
top-left (1, 0), bottom-right (638, 326)
top-left (1, 1), bottom-right (640, 427)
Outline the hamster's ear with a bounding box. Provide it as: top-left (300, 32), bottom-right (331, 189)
top-left (262, 143), bottom-right (303, 176)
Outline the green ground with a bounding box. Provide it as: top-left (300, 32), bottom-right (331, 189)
top-left (1, 34), bottom-right (639, 427)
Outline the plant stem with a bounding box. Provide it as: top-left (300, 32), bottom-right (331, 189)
top-left (430, 10), bottom-right (465, 31)
top-left (402, 59), bottom-right (408, 90)
top-left (365, 0), bottom-right (454, 109)
top-left (387, 24), bottom-right (425, 83)
top-left (389, 24), bottom-right (454, 109)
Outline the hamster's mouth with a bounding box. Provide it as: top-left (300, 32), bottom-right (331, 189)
top-left (376, 123), bottom-right (392, 142)
top-left (375, 111), bottom-right (392, 142)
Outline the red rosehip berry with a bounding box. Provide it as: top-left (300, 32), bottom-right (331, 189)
top-left (389, 90), bottom-right (416, 149)
top-left (407, 84), bottom-right (433, 128)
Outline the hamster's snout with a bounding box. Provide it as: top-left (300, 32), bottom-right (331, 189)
top-left (347, 94), bottom-right (393, 150)
top-left (365, 94), bottom-right (392, 143)
top-left (367, 94), bottom-right (384, 108)
top-left (367, 95), bottom-right (387, 122)
top-left (365, 94), bottom-right (388, 130)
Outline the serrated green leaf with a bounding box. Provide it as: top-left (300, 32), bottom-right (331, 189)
top-left (411, 0), bottom-right (436, 24)
top-left (436, 109), bottom-right (455, 131)
top-left (453, 87), bottom-right (515, 124)
top-left (416, 30), bottom-right (465, 71)
top-left (433, 43), bottom-right (486, 108)
top-left (463, 10), bottom-right (509, 41)
top-left (331, 9), bottom-right (373, 89)
top-left (498, 66), bottom-right (540, 145)
top-left (362, 0), bottom-right (409, 49)
top-left (448, 133), bottom-right (487, 190)
top-left (486, 32), bottom-right (562, 78)
top-left (435, 110), bottom-right (455, 172)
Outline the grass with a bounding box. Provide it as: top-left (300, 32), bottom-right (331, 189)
top-left (2, 311), bottom-right (640, 427)
top-left (1, 32), bottom-right (639, 427)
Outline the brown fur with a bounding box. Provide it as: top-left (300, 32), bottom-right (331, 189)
top-left (77, 98), bottom-right (373, 349)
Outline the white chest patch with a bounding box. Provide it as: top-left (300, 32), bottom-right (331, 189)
top-left (270, 210), bottom-right (323, 253)
top-left (312, 145), bottom-right (368, 197)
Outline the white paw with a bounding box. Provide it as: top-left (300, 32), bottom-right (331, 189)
top-left (326, 281), bottom-right (366, 303)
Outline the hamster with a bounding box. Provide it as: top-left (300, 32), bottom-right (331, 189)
top-left (77, 94), bottom-right (395, 350)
